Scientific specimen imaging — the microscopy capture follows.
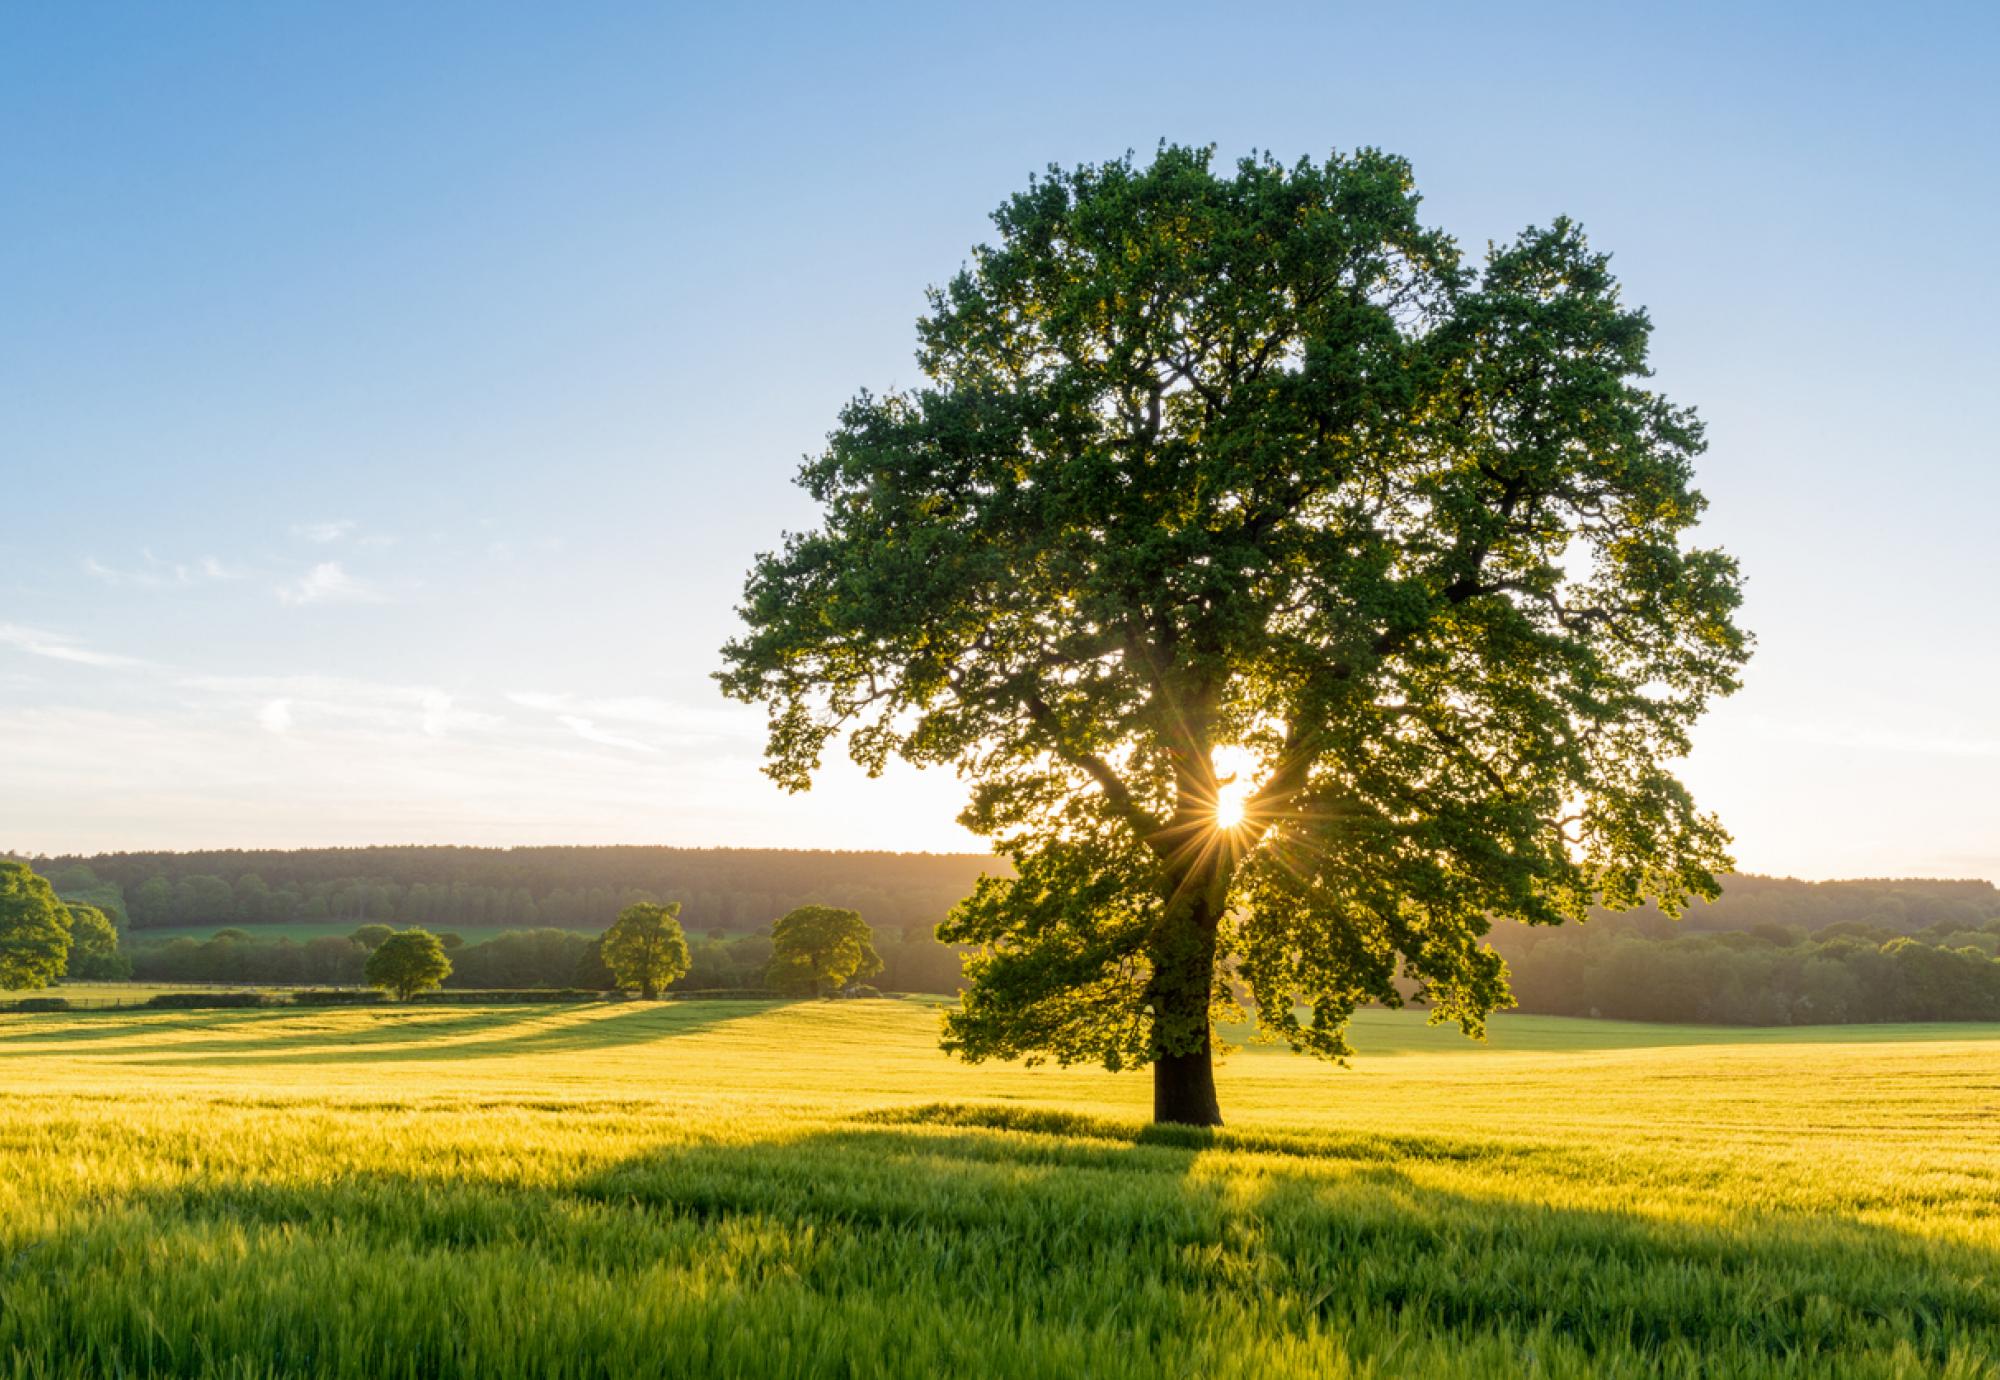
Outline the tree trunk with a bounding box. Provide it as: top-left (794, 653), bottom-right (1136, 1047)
top-left (1143, 760), bottom-right (1235, 1127)
top-left (1153, 1028), bottom-right (1222, 1127)
top-left (1147, 869), bottom-right (1226, 1128)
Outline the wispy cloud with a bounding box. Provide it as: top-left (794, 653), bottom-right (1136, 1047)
top-left (84, 552), bottom-right (244, 588)
top-left (505, 691), bottom-right (754, 740)
top-left (418, 690), bottom-right (464, 736)
top-left (184, 674), bottom-right (501, 737)
top-left (292, 520), bottom-right (355, 544)
top-left (0, 623), bottom-right (144, 669)
top-left (556, 715), bottom-right (660, 753)
top-left (276, 562), bottom-right (385, 606)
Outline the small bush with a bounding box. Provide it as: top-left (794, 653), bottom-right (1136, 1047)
top-left (8, 997), bottom-right (71, 1013)
top-left (665, 988), bottom-right (779, 1001)
top-left (411, 988), bottom-right (610, 1004)
top-left (289, 990), bottom-right (385, 1007)
top-left (144, 992), bottom-right (272, 1010)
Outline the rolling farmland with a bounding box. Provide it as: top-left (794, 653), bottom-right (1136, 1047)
top-left (3, 1000), bottom-right (1998, 1377)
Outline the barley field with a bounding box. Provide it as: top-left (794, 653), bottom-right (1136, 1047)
top-left (2, 998), bottom-right (1997, 1378)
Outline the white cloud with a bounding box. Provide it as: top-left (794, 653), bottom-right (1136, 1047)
top-left (0, 623), bottom-right (144, 668)
top-left (292, 520), bottom-right (356, 544)
top-left (183, 674), bottom-right (503, 737)
top-left (505, 690), bottom-right (755, 739)
top-left (556, 715), bottom-right (660, 753)
top-left (0, 701), bottom-right (979, 855)
top-left (419, 691), bottom-right (458, 736)
top-left (276, 562), bottom-right (385, 606)
top-left (83, 552), bottom-right (244, 588)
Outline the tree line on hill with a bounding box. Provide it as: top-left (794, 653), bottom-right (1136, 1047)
top-left (1576, 874), bottom-right (2000, 938)
top-left (23, 849), bottom-right (1994, 944)
top-left (1488, 910), bottom-right (2000, 1024)
top-left (4, 851), bottom-right (908, 1006)
top-left (121, 920), bottom-right (962, 995)
top-left (27, 847), bottom-right (997, 935)
top-left (106, 904), bottom-right (2000, 1025)
top-left (123, 902), bottom-right (899, 1003)
top-left (10, 848), bottom-right (2000, 1025)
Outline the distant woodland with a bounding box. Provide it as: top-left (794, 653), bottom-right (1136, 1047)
top-left (18, 847), bottom-right (2000, 1025)
top-left (41, 846), bottom-right (991, 935)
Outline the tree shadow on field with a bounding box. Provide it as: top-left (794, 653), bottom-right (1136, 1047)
top-left (8, 1107), bottom-right (1999, 1377)
top-left (71, 1000), bottom-right (789, 1068)
top-left (0, 1007), bottom-right (313, 1047)
top-left (574, 1108), bottom-right (2000, 1369)
top-left (0, 1003), bottom-right (631, 1050)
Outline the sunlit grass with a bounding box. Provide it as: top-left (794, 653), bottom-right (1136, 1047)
top-left (2, 1000), bottom-right (1998, 1377)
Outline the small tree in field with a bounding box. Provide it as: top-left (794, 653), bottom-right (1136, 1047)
top-left (365, 929), bottom-right (452, 1000)
top-left (602, 903), bottom-right (691, 999)
top-left (0, 861), bottom-right (71, 991)
top-left (767, 906), bottom-right (882, 996)
top-left (351, 923), bottom-right (395, 950)
top-left (720, 146), bottom-right (1748, 1124)
top-left (63, 903), bottom-right (130, 981)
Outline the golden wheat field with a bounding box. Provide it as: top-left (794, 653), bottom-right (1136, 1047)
top-left (3, 998), bottom-right (1998, 1378)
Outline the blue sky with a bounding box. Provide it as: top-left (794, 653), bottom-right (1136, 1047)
top-left (3, 2), bottom-right (1996, 876)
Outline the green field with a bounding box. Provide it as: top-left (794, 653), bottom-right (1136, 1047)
top-left (119, 921), bottom-right (558, 947)
top-left (2, 1001), bottom-right (1997, 1378)
top-left (44, 981), bottom-right (272, 1002)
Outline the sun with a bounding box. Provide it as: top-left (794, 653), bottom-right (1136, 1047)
top-left (1214, 789), bottom-right (1249, 830)
top-left (1211, 746), bottom-right (1258, 830)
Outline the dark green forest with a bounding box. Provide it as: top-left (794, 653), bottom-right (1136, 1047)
top-left (36, 847), bottom-right (1998, 938)
top-left (15, 847), bottom-right (2000, 1025)
top-left (36, 846), bottom-right (992, 935)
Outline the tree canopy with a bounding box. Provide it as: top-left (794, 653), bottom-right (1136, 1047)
top-left (364, 929), bottom-right (452, 1001)
top-left (601, 902), bottom-right (692, 999)
top-left (62, 903), bottom-right (128, 981)
top-left (766, 906), bottom-right (883, 996)
top-left (0, 861), bottom-right (74, 991)
top-left (719, 145), bottom-right (1748, 1124)
top-left (351, 924), bottom-right (396, 950)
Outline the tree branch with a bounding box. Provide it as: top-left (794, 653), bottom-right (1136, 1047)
top-left (1022, 693), bottom-right (1165, 843)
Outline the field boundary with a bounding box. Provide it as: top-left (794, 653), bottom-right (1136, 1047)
top-left (0, 986), bottom-right (857, 1014)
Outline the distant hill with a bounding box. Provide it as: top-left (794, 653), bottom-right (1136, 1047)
top-left (16, 846), bottom-right (1999, 941)
top-left (29, 845), bottom-right (1001, 937)
top-left (1612, 874), bottom-right (2000, 936)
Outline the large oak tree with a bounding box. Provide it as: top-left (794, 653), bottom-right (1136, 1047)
top-left (719, 146), bottom-right (1748, 1124)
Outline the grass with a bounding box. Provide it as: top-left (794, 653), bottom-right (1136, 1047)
top-left (121, 921), bottom-right (544, 946)
top-left (46, 981), bottom-right (307, 1002)
top-left (2, 1002), bottom-right (1998, 1377)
